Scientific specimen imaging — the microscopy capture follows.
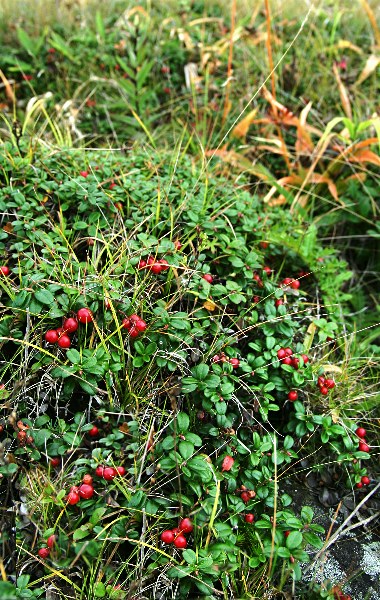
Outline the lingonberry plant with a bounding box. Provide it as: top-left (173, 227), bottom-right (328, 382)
top-left (0, 142), bottom-right (375, 600)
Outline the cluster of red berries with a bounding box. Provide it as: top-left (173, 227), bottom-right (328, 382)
top-left (44, 308), bottom-right (93, 349)
top-left (122, 313), bottom-right (147, 338)
top-left (0, 265), bottom-right (10, 276)
top-left (160, 518), bottom-right (193, 549)
top-left (277, 347), bottom-right (309, 369)
top-left (66, 473), bottom-right (95, 505)
top-left (355, 426), bottom-right (370, 454)
top-left (239, 486), bottom-right (256, 504)
top-left (281, 277), bottom-right (300, 290)
top-left (37, 534), bottom-right (56, 559)
top-left (356, 475), bottom-right (371, 489)
top-left (211, 353), bottom-right (239, 368)
top-left (95, 465), bottom-right (126, 480)
top-left (317, 375), bottom-right (335, 396)
top-left (253, 272), bottom-right (264, 287)
top-left (138, 256), bottom-right (170, 274)
top-left (16, 421), bottom-right (33, 445)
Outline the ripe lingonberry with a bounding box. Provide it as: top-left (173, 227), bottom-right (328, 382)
top-left (45, 330), bottom-right (59, 344)
top-left (67, 490), bottom-right (80, 505)
top-left (77, 308), bottom-right (93, 324)
top-left (355, 427), bottom-right (366, 438)
top-left (319, 386), bottom-right (329, 395)
top-left (38, 547), bottom-right (50, 559)
top-left (229, 358), bottom-right (240, 369)
top-left (63, 317), bottom-right (78, 333)
top-left (0, 266), bottom-right (10, 276)
top-left (325, 379), bottom-right (335, 389)
top-left (244, 513), bottom-right (255, 523)
top-left (116, 466), bottom-right (126, 476)
top-left (47, 535), bottom-right (56, 549)
top-left (57, 335), bottom-right (71, 349)
top-left (95, 466), bottom-right (104, 477)
top-left (173, 535), bottom-right (187, 549)
top-left (288, 390), bottom-right (298, 402)
top-left (78, 484), bottom-right (94, 499)
top-left (358, 442), bottom-right (370, 453)
top-left (89, 425), bottom-right (99, 437)
top-left (202, 274), bottom-right (213, 283)
top-left (103, 467), bottom-right (117, 481)
top-left (179, 518), bottom-right (193, 533)
top-left (82, 474), bottom-right (93, 485)
top-left (160, 530), bottom-right (175, 544)
top-left (361, 476), bottom-right (370, 485)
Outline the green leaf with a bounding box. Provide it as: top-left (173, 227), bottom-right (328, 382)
top-left (301, 506), bottom-right (314, 523)
top-left (179, 441), bottom-right (194, 460)
top-left (73, 524), bottom-right (92, 541)
top-left (182, 549), bottom-right (197, 564)
top-left (286, 531), bottom-right (303, 550)
top-left (66, 349), bottom-right (81, 364)
top-left (277, 546), bottom-right (291, 558)
top-left (93, 582), bottom-right (106, 598)
top-left (177, 412), bottom-right (190, 432)
top-left (34, 289), bottom-right (55, 305)
top-left (193, 364), bottom-right (209, 380)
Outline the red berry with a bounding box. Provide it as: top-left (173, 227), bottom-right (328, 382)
top-left (138, 259), bottom-right (147, 269)
top-left (301, 354), bottom-right (309, 364)
top-left (173, 535), bottom-right (187, 549)
top-left (45, 330), bottom-right (59, 344)
top-left (292, 357), bottom-right (300, 369)
top-left (229, 358), bottom-right (240, 369)
top-left (284, 530), bottom-right (290, 537)
top-left (179, 518), bottom-right (193, 533)
top-left (275, 299), bottom-right (283, 307)
top-left (47, 535), bottom-right (56, 549)
top-left (355, 427), bottom-right (366, 438)
top-left (78, 484), bottom-right (94, 499)
top-left (221, 455), bottom-right (235, 472)
top-left (361, 476), bottom-right (370, 485)
top-left (288, 390), bottom-right (298, 402)
top-left (358, 442), bottom-right (370, 453)
top-left (56, 327), bottom-right (64, 337)
top-left (129, 326), bottom-right (140, 338)
top-left (174, 240), bottom-right (182, 250)
top-left (57, 335), bottom-right (71, 349)
top-left (244, 513), bottom-right (255, 523)
top-left (202, 274), bottom-right (213, 283)
top-left (282, 356), bottom-right (293, 366)
top-left (277, 348), bottom-right (286, 360)
top-left (290, 279), bottom-right (300, 290)
top-left (103, 467), bottom-right (117, 481)
top-left (135, 319), bottom-right (147, 332)
top-left (160, 530), bottom-right (175, 544)
top-left (241, 491), bottom-right (250, 503)
top-left (122, 318), bottom-right (131, 330)
top-left (66, 491), bottom-right (80, 505)
top-left (159, 259), bottom-right (170, 271)
top-left (282, 278), bottom-right (292, 286)
top-left (38, 547), bottom-right (50, 559)
top-left (89, 426), bottom-right (99, 437)
top-left (50, 457), bottom-right (60, 467)
top-left (116, 466), bottom-right (126, 476)
top-left (151, 262), bottom-right (162, 274)
top-left (319, 386), bottom-right (329, 395)
top-left (325, 378), bottom-right (335, 389)
top-left (171, 527), bottom-right (180, 536)
top-left (82, 474), bottom-right (93, 485)
top-left (77, 308), bottom-right (93, 324)
top-left (0, 266), bottom-right (10, 276)
top-left (63, 317), bottom-right (78, 333)
top-left (70, 486), bottom-right (79, 493)
top-left (95, 466), bottom-right (104, 477)
top-left (146, 256), bottom-right (155, 268)
top-left (211, 355), bottom-right (221, 363)
top-left (17, 430), bottom-right (27, 443)
top-left (318, 376), bottom-right (326, 386)
top-left (284, 347), bottom-right (293, 357)
top-left (356, 482), bottom-right (363, 489)
top-left (260, 241), bottom-right (268, 249)
top-left (80, 171), bottom-right (89, 178)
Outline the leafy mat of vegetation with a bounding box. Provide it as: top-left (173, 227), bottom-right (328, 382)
top-left (0, 1), bottom-right (379, 599)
